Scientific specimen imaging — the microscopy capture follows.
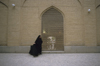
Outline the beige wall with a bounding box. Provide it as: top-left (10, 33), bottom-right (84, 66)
top-left (0, 0), bottom-right (98, 46)
top-left (84, 0), bottom-right (97, 46)
top-left (0, 0), bottom-right (8, 46)
top-left (96, 0), bottom-right (100, 46)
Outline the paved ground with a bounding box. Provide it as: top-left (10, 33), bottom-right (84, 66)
top-left (0, 53), bottom-right (100, 66)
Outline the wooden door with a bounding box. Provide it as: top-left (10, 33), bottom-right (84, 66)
top-left (42, 8), bottom-right (64, 51)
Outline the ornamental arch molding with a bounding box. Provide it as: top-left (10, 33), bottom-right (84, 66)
top-left (40, 6), bottom-right (65, 20)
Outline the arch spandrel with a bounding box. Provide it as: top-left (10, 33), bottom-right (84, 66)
top-left (40, 6), bottom-right (65, 20)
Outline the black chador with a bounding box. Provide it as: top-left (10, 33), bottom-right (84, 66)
top-left (29, 35), bottom-right (43, 56)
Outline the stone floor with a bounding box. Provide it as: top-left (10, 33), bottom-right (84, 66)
top-left (0, 53), bottom-right (100, 66)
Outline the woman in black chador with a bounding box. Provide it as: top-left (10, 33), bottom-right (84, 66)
top-left (29, 35), bottom-right (43, 56)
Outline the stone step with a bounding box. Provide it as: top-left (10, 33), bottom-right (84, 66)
top-left (42, 51), bottom-right (64, 53)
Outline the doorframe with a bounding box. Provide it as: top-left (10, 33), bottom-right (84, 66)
top-left (40, 6), bottom-right (65, 51)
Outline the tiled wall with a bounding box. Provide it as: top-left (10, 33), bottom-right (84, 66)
top-left (96, 0), bottom-right (100, 46)
top-left (0, 0), bottom-right (98, 46)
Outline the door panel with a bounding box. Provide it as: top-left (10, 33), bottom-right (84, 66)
top-left (42, 8), bottom-right (64, 51)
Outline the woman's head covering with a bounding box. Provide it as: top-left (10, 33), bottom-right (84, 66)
top-left (35, 35), bottom-right (42, 44)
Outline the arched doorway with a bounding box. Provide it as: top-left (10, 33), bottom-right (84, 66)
top-left (42, 8), bottom-right (64, 51)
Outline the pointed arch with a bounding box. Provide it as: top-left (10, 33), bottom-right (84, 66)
top-left (77, 0), bottom-right (82, 7)
top-left (96, 4), bottom-right (100, 9)
top-left (40, 6), bottom-right (64, 20)
top-left (0, 1), bottom-right (8, 8)
top-left (41, 6), bottom-right (64, 51)
top-left (22, 0), bottom-right (27, 6)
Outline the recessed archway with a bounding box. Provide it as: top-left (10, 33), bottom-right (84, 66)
top-left (41, 7), bottom-right (64, 51)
